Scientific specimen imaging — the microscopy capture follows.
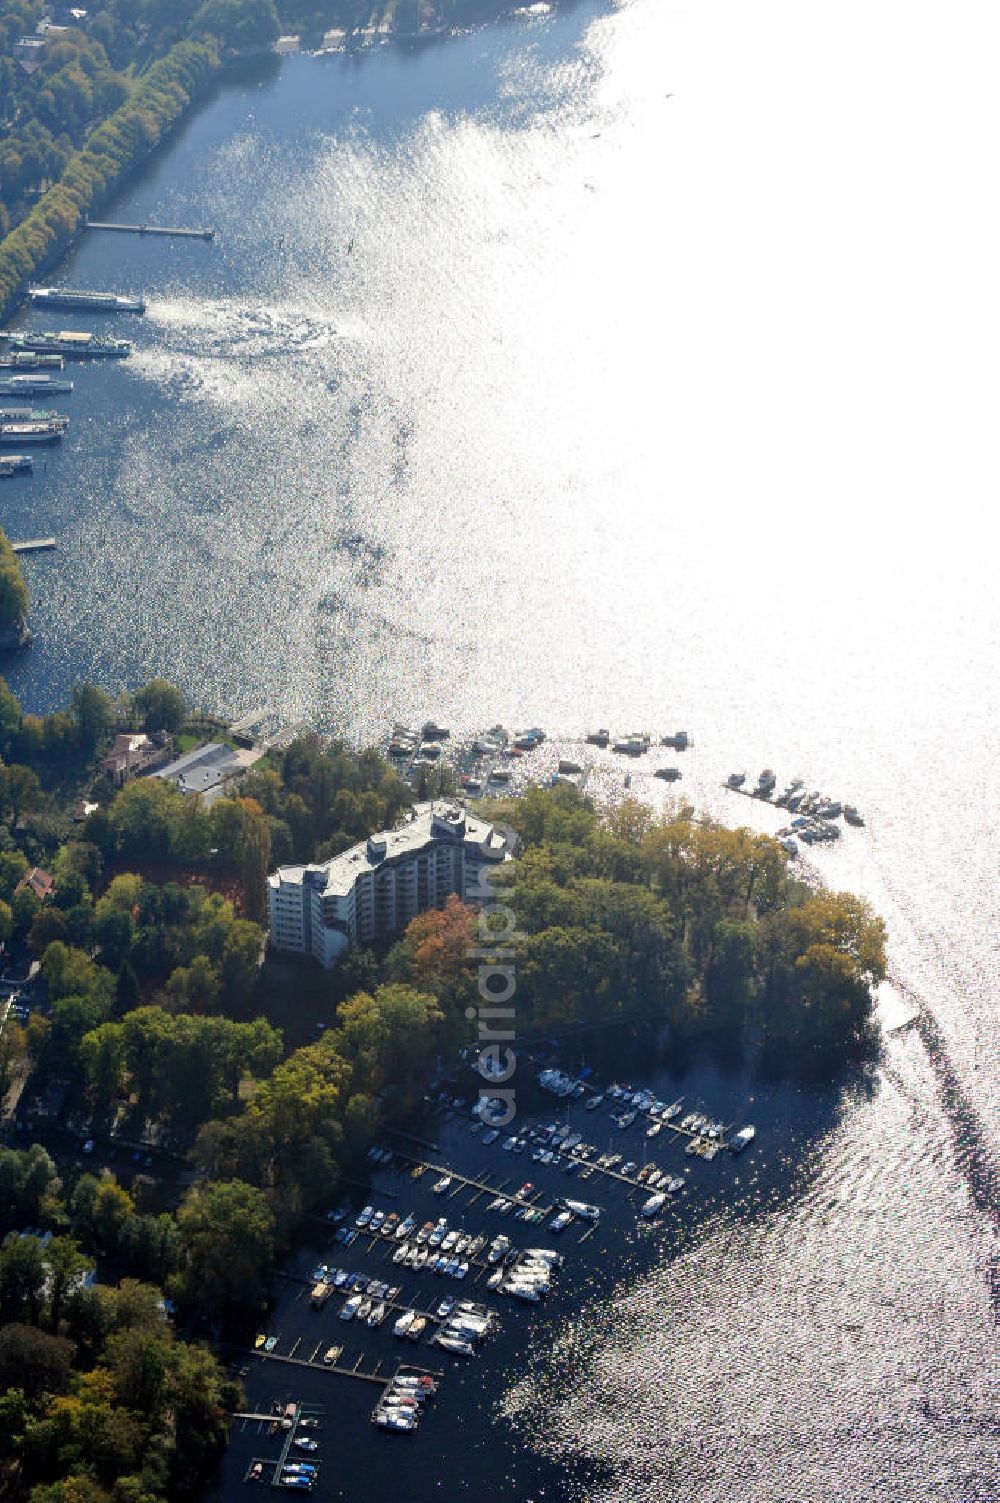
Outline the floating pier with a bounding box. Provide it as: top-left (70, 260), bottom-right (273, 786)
top-left (85, 221), bottom-right (215, 240)
top-left (11, 537), bottom-right (55, 553)
top-left (246, 1346), bottom-right (443, 1387)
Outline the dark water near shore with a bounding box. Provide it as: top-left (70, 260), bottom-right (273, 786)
top-left (2, 0), bottom-right (998, 1497)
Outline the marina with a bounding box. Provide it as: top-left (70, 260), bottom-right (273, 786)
top-left (723, 769), bottom-right (865, 849)
top-left (381, 722), bottom-right (869, 851)
top-left (225, 1059), bottom-right (758, 1480)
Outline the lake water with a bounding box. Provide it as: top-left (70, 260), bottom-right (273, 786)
top-left (2, 0), bottom-right (997, 1497)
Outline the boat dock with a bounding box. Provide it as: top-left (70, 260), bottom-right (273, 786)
top-left (11, 537), bottom-right (55, 553)
top-left (290, 1267), bottom-right (500, 1327)
top-left (85, 221), bottom-right (215, 240)
top-left (244, 1346), bottom-right (443, 1387)
top-left (247, 1347), bottom-right (388, 1383)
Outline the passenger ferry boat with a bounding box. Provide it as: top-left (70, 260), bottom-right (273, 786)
top-left (0, 421), bottom-right (64, 444)
top-left (0, 351), bottom-right (64, 369)
top-left (29, 286), bottom-right (145, 313)
top-left (0, 373), bottom-right (74, 396)
top-left (7, 330), bottom-right (131, 359)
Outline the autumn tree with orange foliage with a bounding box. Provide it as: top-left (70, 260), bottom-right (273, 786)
top-left (387, 895), bottom-right (480, 1036)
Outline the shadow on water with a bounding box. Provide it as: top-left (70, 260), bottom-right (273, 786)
top-left (205, 1018), bottom-right (868, 1503)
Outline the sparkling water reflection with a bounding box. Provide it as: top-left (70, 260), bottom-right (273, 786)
top-left (2, 1), bottom-right (997, 1497)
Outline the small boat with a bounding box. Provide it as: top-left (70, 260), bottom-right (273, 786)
top-left (264, 1335), bottom-right (278, 1352)
top-left (654, 766), bottom-right (682, 782)
top-left (727, 771), bottom-right (746, 788)
top-left (641, 1192), bottom-right (667, 1217)
top-left (340, 1294), bottom-right (362, 1321)
top-left (646, 1121), bottom-right (663, 1138)
top-left (584, 1093), bottom-right (604, 1110)
top-left (613, 734), bottom-right (648, 756)
top-left (254, 1333), bottom-right (266, 1349)
top-left (685, 1137), bottom-right (703, 1156)
top-left (367, 1301), bottom-right (387, 1327)
top-left (322, 1343), bottom-right (342, 1365)
top-left (393, 1242), bottom-right (410, 1264)
top-left (585, 728), bottom-right (610, 746)
top-left (662, 1098), bottom-right (683, 1120)
top-left (407, 1316), bottom-right (428, 1341)
top-left (730, 1124), bottom-right (756, 1155)
top-left (503, 1281), bottom-right (544, 1303)
top-left (666, 1176), bottom-right (685, 1195)
top-left (844, 804), bottom-right (865, 826)
top-left (374, 1408), bottom-right (419, 1431)
top-left (432, 1174), bottom-right (452, 1195)
top-left (435, 1333), bottom-right (475, 1355)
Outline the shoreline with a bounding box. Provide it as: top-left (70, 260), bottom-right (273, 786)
top-left (0, 0), bottom-right (573, 331)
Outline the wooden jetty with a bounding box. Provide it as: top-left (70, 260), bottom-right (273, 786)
top-left (245, 1341), bottom-right (443, 1386)
top-left (249, 1347), bottom-right (387, 1384)
top-left (85, 221), bottom-right (215, 240)
top-left (388, 1150), bottom-right (555, 1210)
top-left (11, 537), bottom-right (55, 553)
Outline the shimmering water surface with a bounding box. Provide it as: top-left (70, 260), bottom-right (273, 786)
top-left (2, 0), bottom-right (998, 1497)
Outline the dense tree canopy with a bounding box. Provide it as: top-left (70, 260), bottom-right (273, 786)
top-left (0, 528), bottom-right (29, 627)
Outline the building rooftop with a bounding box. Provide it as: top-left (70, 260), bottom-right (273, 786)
top-left (15, 867), bottom-right (54, 902)
top-left (154, 741), bottom-right (262, 798)
top-left (270, 801), bottom-right (510, 898)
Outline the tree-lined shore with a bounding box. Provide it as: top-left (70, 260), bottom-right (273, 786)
top-left (0, 0), bottom-right (284, 323)
top-left (0, 540), bottom-right (886, 1499)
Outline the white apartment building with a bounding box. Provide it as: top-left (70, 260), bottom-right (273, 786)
top-left (267, 801), bottom-right (513, 968)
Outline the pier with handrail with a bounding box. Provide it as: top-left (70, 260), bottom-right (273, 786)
top-left (85, 221), bottom-right (215, 240)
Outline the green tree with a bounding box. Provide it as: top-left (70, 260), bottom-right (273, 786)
top-left (0, 1233), bottom-right (48, 1324)
top-left (171, 1179), bottom-right (276, 1319)
top-left (0, 763), bottom-right (42, 823)
top-left (0, 1322), bottom-right (74, 1399)
top-left (193, 0), bottom-right (279, 51)
top-left (45, 1237), bottom-right (93, 1334)
top-left (219, 920), bottom-right (262, 1011)
top-left (240, 810), bottom-right (271, 924)
top-left (0, 673), bottom-right (21, 755)
top-left (0, 527), bottom-right (28, 626)
top-left (71, 682), bottom-right (115, 757)
top-left (131, 678), bottom-right (187, 735)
